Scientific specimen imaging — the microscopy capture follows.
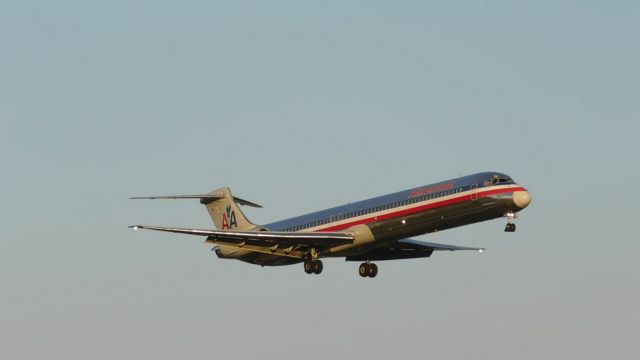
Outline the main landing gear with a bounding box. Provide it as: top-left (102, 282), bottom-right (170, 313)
top-left (504, 211), bottom-right (517, 232)
top-left (359, 261), bottom-right (378, 278)
top-left (303, 248), bottom-right (323, 275)
top-left (303, 259), bottom-right (323, 274)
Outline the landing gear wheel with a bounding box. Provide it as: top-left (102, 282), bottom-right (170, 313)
top-left (359, 263), bottom-right (369, 277)
top-left (304, 260), bottom-right (314, 274)
top-left (504, 223), bottom-right (516, 232)
top-left (313, 260), bottom-right (323, 274)
top-left (358, 263), bottom-right (378, 278)
top-left (368, 263), bottom-right (378, 278)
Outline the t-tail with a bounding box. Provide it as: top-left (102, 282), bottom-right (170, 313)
top-left (129, 187), bottom-right (262, 231)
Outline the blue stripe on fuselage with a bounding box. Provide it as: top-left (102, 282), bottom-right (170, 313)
top-left (264, 172), bottom-right (515, 231)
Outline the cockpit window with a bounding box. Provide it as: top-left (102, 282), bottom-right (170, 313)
top-left (491, 176), bottom-right (512, 185)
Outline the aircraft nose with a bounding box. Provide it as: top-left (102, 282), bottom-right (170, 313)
top-left (513, 190), bottom-right (531, 209)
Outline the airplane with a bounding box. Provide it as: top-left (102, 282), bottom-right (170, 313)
top-left (130, 172), bottom-right (531, 278)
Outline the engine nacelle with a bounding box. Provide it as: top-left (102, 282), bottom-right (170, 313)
top-left (213, 245), bottom-right (250, 259)
top-left (250, 226), bottom-right (271, 232)
top-left (328, 224), bottom-right (376, 256)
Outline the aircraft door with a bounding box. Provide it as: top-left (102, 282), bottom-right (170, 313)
top-left (471, 184), bottom-right (478, 201)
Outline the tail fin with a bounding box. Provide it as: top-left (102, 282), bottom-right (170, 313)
top-left (202, 187), bottom-right (258, 231)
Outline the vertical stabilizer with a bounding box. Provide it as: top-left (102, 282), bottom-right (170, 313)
top-left (203, 187), bottom-right (257, 231)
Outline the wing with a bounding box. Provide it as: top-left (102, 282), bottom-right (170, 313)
top-left (398, 239), bottom-right (485, 252)
top-left (129, 225), bottom-right (353, 249)
top-left (345, 238), bottom-right (484, 261)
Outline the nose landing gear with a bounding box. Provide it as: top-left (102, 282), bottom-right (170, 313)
top-left (504, 211), bottom-right (517, 232)
top-left (358, 261), bottom-right (378, 278)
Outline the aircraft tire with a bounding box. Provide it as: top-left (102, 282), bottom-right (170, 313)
top-left (359, 263), bottom-right (369, 277)
top-left (368, 263), bottom-right (378, 278)
top-left (304, 261), bottom-right (314, 274)
top-left (313, 260), bottom-right (323, 274)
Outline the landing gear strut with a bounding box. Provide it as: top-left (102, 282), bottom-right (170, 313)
top-left (358, 261), bottom-right (378, 278)
top-left (504, 211), bottom-right (517, 232)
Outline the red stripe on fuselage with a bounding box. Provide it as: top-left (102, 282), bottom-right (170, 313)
top-left (315, 186), bottom-right (526, 232)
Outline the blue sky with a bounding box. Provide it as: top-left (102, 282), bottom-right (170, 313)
top-left (1, 1), bottom-right (638, 359)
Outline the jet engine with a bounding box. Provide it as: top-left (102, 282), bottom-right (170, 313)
top-left (328, 224), bottom-right (376, 256)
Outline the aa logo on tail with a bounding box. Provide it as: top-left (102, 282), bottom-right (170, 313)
top-left (221, 205), bottom-right (237, 230)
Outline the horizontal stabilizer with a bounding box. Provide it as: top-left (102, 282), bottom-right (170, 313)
top-left (129, 225), bottom-right (353, 248)
top-left (129, 194), bottom-right (262, 208)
